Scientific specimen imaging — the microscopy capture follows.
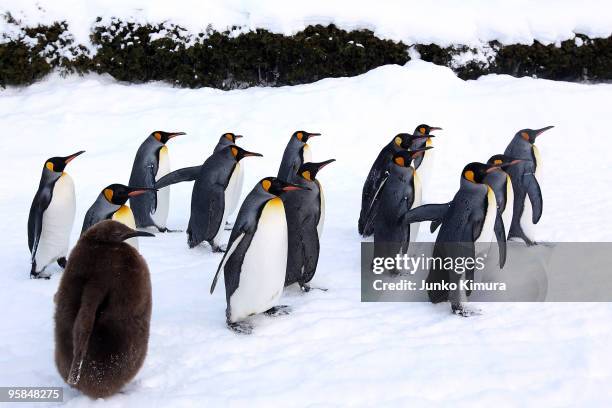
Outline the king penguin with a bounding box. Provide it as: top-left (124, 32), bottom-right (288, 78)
top-left (214, 132), bottom-right (243, 152)
top-left (403, 162), bottom-right (508, 316)
top-left (28, 150), bottom-right (85, 279)
top-left (484, 155), bottom-right (522, 239)
top-left (156, 145), bottom-right (263, 251)
top-left (81, 184), bottom-right (154, 249)
top-left (358, 132), bottom-right (431, 237)
top-left (214, 133), bottom-right (245, 228)
top-left (277, 130), bottom-right (321, 183)
top-left (54, 220), bottom-right (153, 398)
top-left (503, 126), bottom-right (553, 245)
top-left (284, 159), bottom-right (335, 291)
top-left (128, 130), bottom-right (185, 232)
top-left (364, 148), bottom-right (431, 274)
top-left (210, 177), bottom-right (306, 334)
top-left (409, 124), bottom-right (442, 187)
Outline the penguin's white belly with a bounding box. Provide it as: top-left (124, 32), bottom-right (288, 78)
top-left (303, 144), bottom-right (312, 163)
top-left (152, 146), bottom-right (170, 228)
top-left (502, 176), bottom-right (514, 238)
top-left (229, 198), bottom-right (288, 322)
top-left (521, 195), bottom-right (536, 239)
top-left (409, 170), bottom-right (422, 243)
top-left (226, 163), bottom-right (243, 217)
top-left (112, 205), bottom-right (139, 249)
top-left (317, 182), bottom-right (325, 238)
top-left (476, 187), bottom-right (497, 250)
top-left (416, 139), bottom-right (434, 186)
top-left (35, 174), bottom-right (75, 271)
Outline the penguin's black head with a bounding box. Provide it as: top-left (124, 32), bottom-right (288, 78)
top-left (222, 132), bottom-right (243, 144)
top-left (462, 162), bottom-right (501, 184)
top-left (103, 184), bottom-right (156, 205)
top-left (293, 131), bottom-right (321, 143)
top-left (414, 124), bottom-right (443, 136)
top-left (84, 220), bottom-right (155, 244)
top-left (152, 131), bottom-right (186, 144)
top-left (229, 145), bottom-right (263, 161)
top-left (392, 147), bottom-right (433, 167)
top-left (44, 151), bottom-right (85, 173)
top-left (487, 154), bottom-right (522, 168)
top-left (393, 133), bottom-right (431, 149)
top-left (516, 126), bottom-right (554, 144)
top-left (298, 159), bottom-right (336, 181)
top-left (260, 177), bottom-right (308, 196)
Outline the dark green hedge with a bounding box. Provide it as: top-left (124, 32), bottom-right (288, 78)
top-left (1, 14), bottom-right (612, 88)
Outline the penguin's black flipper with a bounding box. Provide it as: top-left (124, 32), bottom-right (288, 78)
top-left (211, 232), bottom-right (245, 294)
top-left (361, 175), bottom-right (388, 236)
top-left (155, 165), bottom-right (202, 190)
top-left (524, 173), bottom-right (543, 224)
top-left (301, 228), bottom-right (320, 284)
top-left (402, 203), bottom-right (450, 225)
top-left (358, 152), bottom-right (387, 235)
top-left (494, 210), bottom-right (507, 268)
top-left (27, 188), bottom-right (53, 261)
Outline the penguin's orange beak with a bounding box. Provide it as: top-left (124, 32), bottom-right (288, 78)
top-left (234, 135), bottom-right (243, 139)
top-left (429, 127), bottom-right (443, 131)
top-left (64, 150), bottom-right (85, 164)
top-left (306, 132), bottom-right (321, 137)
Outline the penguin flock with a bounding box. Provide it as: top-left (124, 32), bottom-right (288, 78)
top-left (25, 124), bottom-right (551, 397)
top-left (361, 125), bottom-right (553, 316)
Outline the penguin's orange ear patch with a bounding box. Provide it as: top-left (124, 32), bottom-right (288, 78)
top-left (262, 179), bottom-right (272, 191)
top-left (103, 188), bottom-right (114, 202)
top-left (302, 170), bottom-right (311, 181)
top-left (45, 162), bottom-right (54, 171)
top-left (394, 156), bottom-right (405, 167)
top-left (296, 132), bottom-right (303, 141)
top-left (494, 159), bottom-right (503, 165)
top-left (394, 136), bottom-right (402, 146)
top-left (420, 127), bottom-right (426, 133)
top-left (225, 133), bottom-right (233, 141)
top-left (521, 132), bottom-right (529, 141)
top-left (154, 132), bottom-right (162, 141)
top-left (231, 147), bottom-right (238, 157)
top-left (464, 170), bottom-right (475, 182)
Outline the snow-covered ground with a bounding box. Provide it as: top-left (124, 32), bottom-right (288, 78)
top-left (1, 60), bottom-right (612, 406)
top-left (3, 0), bottom-right (612, 47)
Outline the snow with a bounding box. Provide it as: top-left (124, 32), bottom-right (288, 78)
top-left (1, 60), bottom-right (612, 405)
top-left (2, 0), bottom-right (612, 48)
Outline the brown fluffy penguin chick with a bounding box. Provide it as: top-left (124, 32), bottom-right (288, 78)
top-left (54, 220), bottom-right (154, 399)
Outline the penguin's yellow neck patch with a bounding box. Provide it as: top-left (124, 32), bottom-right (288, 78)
top-left (112, 205), bottom-right (136, 228)
top-left (267, 197), bottom-right (284, 209)
top-left (426, 137), bottom-right (433, 147)
top-left (160, 145), bottom-right (168, 155)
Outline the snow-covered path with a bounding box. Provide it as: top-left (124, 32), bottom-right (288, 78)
top-left (1, 61), bottom-right (611, 406)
